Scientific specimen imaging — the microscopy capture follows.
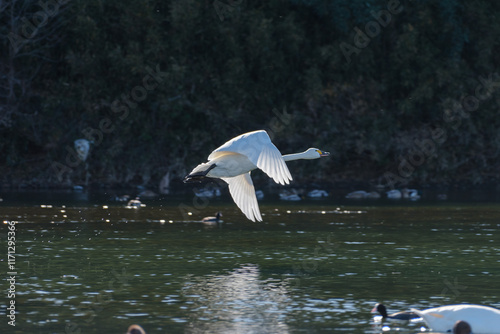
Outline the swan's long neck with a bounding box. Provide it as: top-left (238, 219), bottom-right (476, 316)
top-left (282, 151), bottom-right (312, 161)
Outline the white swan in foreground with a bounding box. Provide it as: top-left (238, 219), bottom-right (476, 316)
top-left (184, 130), bottom-right (329, 221)
top-left (411, 304), bottom-right (500, 333)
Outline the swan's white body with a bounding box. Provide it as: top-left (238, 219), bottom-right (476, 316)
top-left (411, 304), bottom-right (500, 333)
top-left (184, 130), bottom-right (329, 221)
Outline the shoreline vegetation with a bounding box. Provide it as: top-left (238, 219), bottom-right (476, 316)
top-left (1, 1), bottom-right (499, 190)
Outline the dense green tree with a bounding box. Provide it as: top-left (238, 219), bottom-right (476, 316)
top-left (0, 0), bottom-right (499, 189)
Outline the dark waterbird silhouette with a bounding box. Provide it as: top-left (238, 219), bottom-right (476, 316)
top-left (202, 212), bottom-right (223, 224)
top-left (371, 303), bottom-right (420, 323)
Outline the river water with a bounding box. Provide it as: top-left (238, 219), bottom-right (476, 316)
top-left (1, 190), bottom-right (499, 333)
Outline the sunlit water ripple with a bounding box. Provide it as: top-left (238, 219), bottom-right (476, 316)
top-left (1, 191), bottom-right (499, 333)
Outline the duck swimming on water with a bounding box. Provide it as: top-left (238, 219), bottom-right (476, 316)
top-left (127, 197), bottom-right (143, 208)
top-left (202, 212), bottom-right (223, 224)
top-left (371, 303), bottom-right (420, 324)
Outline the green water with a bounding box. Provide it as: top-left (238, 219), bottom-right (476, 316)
top-left (1, 191), bottom-right (500, 333)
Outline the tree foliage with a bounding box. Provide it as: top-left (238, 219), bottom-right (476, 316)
top-left (1, 0), bottom-right (499, 188)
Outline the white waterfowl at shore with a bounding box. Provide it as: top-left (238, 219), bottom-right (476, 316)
top-left (127, 197), bottom-right (145, 208)
top-left (307, 189), bottom-right (328, 198)
top-left (184, 130), bottom-right (329, 221)
top-left (346, 190), bottom-right (380, 199)
top-left (279, 189), bottom-right (302, 201)
top-left (386, 188), bottom-right (420, 200)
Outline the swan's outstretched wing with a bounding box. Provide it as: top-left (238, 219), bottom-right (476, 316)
top-left (209, 130), bottom-right (292, 185)
top-left (221, 173), bottom-right (262, 222)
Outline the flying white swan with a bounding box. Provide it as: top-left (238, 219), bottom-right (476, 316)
top-left (184, 130), bottom-right (329, 221)
top-left (411, 304), bottom-right (500, 333)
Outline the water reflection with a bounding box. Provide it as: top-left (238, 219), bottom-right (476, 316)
top-left (2, 192), bottom-right (500, 333)
top-left (182, 264), bottom-right (290, 333)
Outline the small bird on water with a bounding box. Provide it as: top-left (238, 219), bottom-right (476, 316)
top-left (202, 212), bottom-right (223, 224)
top-left (371, 303), bottom-right (420, 323)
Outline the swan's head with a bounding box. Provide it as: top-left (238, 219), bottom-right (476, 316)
top-left (304, 148), bottom-right (330, 159)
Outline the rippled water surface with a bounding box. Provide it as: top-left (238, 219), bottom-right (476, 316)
top-left (1, 190), bottom-right (500, 333)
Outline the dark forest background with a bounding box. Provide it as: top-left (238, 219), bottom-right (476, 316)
top-left (1, 0), bottom-right (499, 191)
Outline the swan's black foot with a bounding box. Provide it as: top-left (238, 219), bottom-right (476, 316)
top-left (183, 164), bottom-right (216, 183)
top-left (183, 174), bottom-right (205, 183)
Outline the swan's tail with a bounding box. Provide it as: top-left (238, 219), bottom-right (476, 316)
top-left (183, 163), bottom-right (216, 183)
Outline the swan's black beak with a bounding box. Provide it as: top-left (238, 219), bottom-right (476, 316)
top-left (320, 150), bottom-right (330, 157)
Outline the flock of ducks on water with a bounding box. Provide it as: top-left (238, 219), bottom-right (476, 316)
top-left (113, 187), bottom-right (422, 210)
top-left (105, 130), bottom-right (437, 220)
top-left (70, 130), bottom-right (445, 221)
top-left (181, 130), bottom-right (448, 220)
top-left (186, 184), bottom-right (423, 202)
top-left (113, 186), bottom-right (422, 215)
top-left (125, 302), bottom-right (500, 333)
top-left (190, 187), bottom-right (424, 201)
top-left (191, 186), bottom-right (329, 201)
top-left (346, 188), bottom-right (421, 200)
